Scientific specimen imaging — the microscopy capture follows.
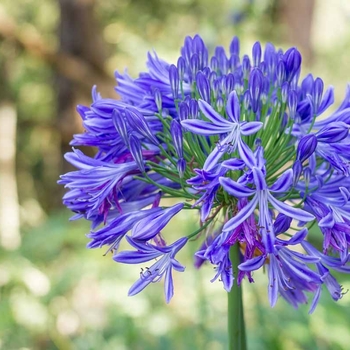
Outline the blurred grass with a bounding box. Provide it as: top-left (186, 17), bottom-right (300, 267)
top-left (1, 211), bottom-right (350, 349)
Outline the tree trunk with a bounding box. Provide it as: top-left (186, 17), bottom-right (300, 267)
top-left (57, 0), bottom-right (108, 164)
top-left (56, 0), bottom-right (112, 205)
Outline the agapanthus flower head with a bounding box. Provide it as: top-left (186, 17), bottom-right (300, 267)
top-left (60, 34), bottom-right (350, 310)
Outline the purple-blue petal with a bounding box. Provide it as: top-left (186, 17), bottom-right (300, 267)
top-left (128, 277), bottom-right (152, 297)
top-left (222, 158), bottom-right (246, 170)
top-left (114, 250), bottom-right (161, 264)
top-left (318, 212), bottom-right (335, 228)
top-left (269, 169), bottom-right (293, 193)
top-left (240, 121), bottom-right (263, 136)
top-left (223, 195), bottom-right (258, 232)
top-left (238, 255), bottom-right (266, 271)
top-left (129, 135), bottom-right (145, 172)
top-left (252, 167), bottom-right (267, 191)
top-left (317, 86), bottom-right (334, 115)
top-left (267, 193), bottom-right (315, 222)
top-left (237, 138), bottom-right (256, 169)
top-left (219, 177), bottom-right (255, 198)
top-left (181, 119), bottom-right (231, 135)
top-left (226, 91), bottom-right (240, 122)
top-left (198, 99), bottom-right (231, 127)
top-left (287, 228), bottom-right (308, 245)
top-left (316, 122), bottom-right (349, 143)
top-left (164, 268), bottom-right (174, 303)
top-left (268, 255), bottom-right (279, 307)
top-left (125, 107), bottom-right (159, 145)
top-left (132, 203), bottom-right (184, 240)
top-left (203, 143), bottom-right (229, 171)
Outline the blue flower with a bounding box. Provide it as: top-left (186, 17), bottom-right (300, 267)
top-left (87, 206), bottom-right (163, 251)
top-left (302, 240), bottom-right (349, 313)
top-left (59, 149), bottom-right (140, 220)
top-left (304, 192), bottom-right (350, 261)
top-left (114, 236), bottom-right (188, 303)
top-left (220, 167), bottom-right (314, 252)
top-left (131, 203), bottom-right (184, 240)
top-left (195, 233), bottom-right (234, 292)
top-left (239, 228), bottom-right (322, 308)
top-left (60, 34), bottom-right (350, 308)
top-left (181, 91), bottom-right (262, 170)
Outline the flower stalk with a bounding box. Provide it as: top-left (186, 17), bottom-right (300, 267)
top-left (228, 243), bottom-right (247, 350)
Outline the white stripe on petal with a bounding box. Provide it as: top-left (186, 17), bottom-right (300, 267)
top-left (267, 193), bottom-right (315, 221)
top-left (223, 195), bottom-right (258, 232)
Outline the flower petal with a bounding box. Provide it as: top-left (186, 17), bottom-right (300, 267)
top-left (114, 250), bottom-right (161, 264)
top-left (269, 169), bottom-right (293, 193)
top-left (252, 167), bottom-right (267, 191)
top-left (223, 195), bottom-right (258, 232)
top-left (125, 107), bottom-right (159, 145)
top-left (203, 142), bottom-right (229, 171)
top-left (219, 177), bottom-right (255, 198)
top-left (181, 119), bottom-right (231, 135)
top-left (317, 86), bottom-right (334, 115)
top-left (164, 268), bottom-right (174, 303)
top-left (240, 121), bottom-right (263, 136)
top-left (268, 255), bottom-right (279, 307)
top-left (237, 138), bottom-right (256, 169)
top-left (132, 203), bottom-right (184, 240)
top-left (128, 275), bottom-right (153, 297)
top-left (267, 193), bottom-right (315, 222)
top-left (286, 228), bottom-right (308, 245)
top-left (226, 91), bottom-right (240, 122)
top-left (222, 158), bottom-right (246, 170)
top-left (198, 99), bottom-right (231, 127)
top-left (318, 212), bottom-right (335, 228)
top-left (309, 287), bottom-right (321, 314)
top-left (238, 255), bottom-right (266, 271)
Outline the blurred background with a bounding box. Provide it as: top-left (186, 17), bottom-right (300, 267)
top-left (1, 0), bottom-right (350, 349)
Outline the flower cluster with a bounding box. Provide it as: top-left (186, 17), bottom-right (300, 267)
top-left (59, 35), bottom-right (350, 311)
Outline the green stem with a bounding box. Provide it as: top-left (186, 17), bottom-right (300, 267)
top-left (228, 243), bottom-right (247, 350)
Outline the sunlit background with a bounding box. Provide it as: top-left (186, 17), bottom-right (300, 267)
top-left (1, 0), bottom-right (350, 349)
